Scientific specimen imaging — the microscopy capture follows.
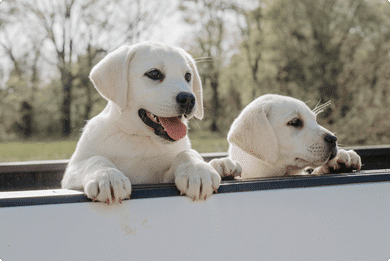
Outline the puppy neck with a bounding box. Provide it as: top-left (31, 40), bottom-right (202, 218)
top-left (229, 145), bottom-right (272, 178)
top-left (230, 144), bottom-right (307, 177)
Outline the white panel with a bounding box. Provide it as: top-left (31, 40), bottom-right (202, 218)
top-left (1, 182), bottom-right (390, 261)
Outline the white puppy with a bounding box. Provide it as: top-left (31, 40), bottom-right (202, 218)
top-left (61, 42), bottom-right (240, 203)
top-left (228, 94), bottom-right (361, 178)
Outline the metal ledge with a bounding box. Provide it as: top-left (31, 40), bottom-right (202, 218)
top-left (1, 145), bottom-right (390, 174)
top-left (1, 169), bottom-right (389, 208)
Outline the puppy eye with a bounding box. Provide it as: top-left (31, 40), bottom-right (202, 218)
top-left (287, 118), bottom-right (303, 127)
top-left (145, 69), bottom-right (164, 81)
top-left (185, 72), bottom-right (191, 82)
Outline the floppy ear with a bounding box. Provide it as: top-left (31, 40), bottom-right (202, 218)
top-left (181, 51), bottom-right (204, 119)
top-left (228, 105), bottom-right (279, 165)
top-left (89, 45), bottom-right (136, 111)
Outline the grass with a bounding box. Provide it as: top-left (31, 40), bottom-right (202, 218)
top-left (0, 131), bottom-right (228, 162)
top-left (0, 140), bottom-right (77, 162)
top-left (189, 131), bottom-right (229, 153)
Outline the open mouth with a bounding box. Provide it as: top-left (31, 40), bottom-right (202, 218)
top-left (138, 109), bottom-right (187, 142)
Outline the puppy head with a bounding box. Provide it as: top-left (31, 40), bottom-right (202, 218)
top-left (266, 95), bottom-right (337, 168)
top-left (90, 42), bottom-right (203, 142)
top-left (228, 94), bottom-right (338, 169)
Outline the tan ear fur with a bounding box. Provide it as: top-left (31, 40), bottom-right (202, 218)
top-left (228, 105), bottom-right (279, 165)
top-left (89, 45), bottom-right (136, 111)
top-left (181, 51), bottom-right (203, 119)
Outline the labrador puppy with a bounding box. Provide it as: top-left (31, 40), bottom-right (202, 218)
top-left (228, 94), bottom-right (361, 178)
top-left (61, 42), bottom-right (240, 203)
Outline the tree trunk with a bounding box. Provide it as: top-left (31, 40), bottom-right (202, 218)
top-left (21, 101), bottom-right (33, 138)
top-left (61, 69), bottom-right (73, 137)
top-left (210, 79), bottom-right (219, 132)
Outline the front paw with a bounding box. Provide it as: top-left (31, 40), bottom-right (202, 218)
top-left (175, 162), bottom-right (221, 201)
top-left (84, 168), bottom-right (132, 204)
top-left (312, 149), bottom-right (362, 174)
top-left (209, 157), bottom-right (242, 179)
top-left (327, 149), bottom-right (362, 172)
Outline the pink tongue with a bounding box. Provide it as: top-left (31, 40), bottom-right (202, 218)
top-left (159, 117), bottom-right (187, 141)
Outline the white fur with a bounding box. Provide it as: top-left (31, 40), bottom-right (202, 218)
top-left (228, 94), bottom-right (361, 178)
top-left (61, 42), bottom-right (240, 203)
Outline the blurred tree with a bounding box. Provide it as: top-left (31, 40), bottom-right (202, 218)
top-left (3, 0), bottom-right (167, 137)
top-left (268, 0), bottom-right (379, 102)
top-left (228, 0), bottom-right (390, 145)
top-left (333, 0), bottom-right (390, 145)
top-left (1, 0), bottom-right (390, 147)
top-left (75, 46), bottom-right (105, 123)
top-left (180, 0), bottom-right (235, 132)
top-left (213, 0), bottom-right (390, 145)
top-left (231, 1), bottom-right (264, 100)
top-left (0, 3), bottom-right (43, 139)
top-left (19, 0), bottom-right (78, 137)
top-left (71, 47), bottom-right (107, 131)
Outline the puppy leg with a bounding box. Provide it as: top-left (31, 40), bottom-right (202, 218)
top-left (312, 149), bottom-right (362, 174)
top-left (168, 149), bottom-right (221, 201)
top-left (209, 157), bottom-right (242, 179)
top-left (62, 156), bottom-right (132, 204)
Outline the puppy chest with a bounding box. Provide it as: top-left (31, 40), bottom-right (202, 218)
top-left (113, 154), bottom-right (174, 184)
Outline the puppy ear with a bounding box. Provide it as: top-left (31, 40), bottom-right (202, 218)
top-left (89, 45), bottom-right (136, 111)
top-left (228, 105), bottom-right (279, 165)
top-left (181, 50), bottom-right (204, 119)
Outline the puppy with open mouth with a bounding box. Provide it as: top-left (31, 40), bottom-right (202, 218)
top-left (228, 94), bottom-right (361, 178)
top-left (61, 42), bottom-right (241, 203)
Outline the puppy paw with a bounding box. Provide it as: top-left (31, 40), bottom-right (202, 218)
top-left (84, 168), bottom-right (132, 204)
top-left (312, 149), bottom-right (361, 174)
top-left (209, 157), bottom-right (242, 179)
top-left (327, 149), bottom-right (362, 172)
top-left (175, 162), bottom-right (221, 201)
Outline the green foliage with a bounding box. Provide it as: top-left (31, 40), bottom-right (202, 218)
top-left (1, 0), bottom-right (390, 161)
top-left (193, 0), bottom-right (390, 146)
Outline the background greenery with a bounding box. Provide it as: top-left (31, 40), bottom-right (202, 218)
top-left (0, 131), bottom-right (228, 162)
top-left (1, 0), bottom-right (390, 161)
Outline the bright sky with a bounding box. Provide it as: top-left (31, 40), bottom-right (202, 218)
top-left (146, 5), bottom-right (190, 47)
top-left (0, 1), bottom-right (191, 86)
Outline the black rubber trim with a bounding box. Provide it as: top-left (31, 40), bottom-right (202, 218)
top-left (1, 169), bottom-right (389, 208)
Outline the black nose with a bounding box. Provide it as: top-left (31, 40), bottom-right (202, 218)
top-left (324, 134), bottom-right (337, 144)
top-left (176, 92), bottom-right (195, 115)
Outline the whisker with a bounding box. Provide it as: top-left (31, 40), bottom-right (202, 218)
top-left (193, 57), bottom-right (213, 64)
top-left (194, 118), bottom-right (202, 130)
top-left (194, 57), bottom-right (213, 61)
top-left (313, 99), bottom-right (322, 112)
top-left (313, 100), bottom-right (331, 115)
